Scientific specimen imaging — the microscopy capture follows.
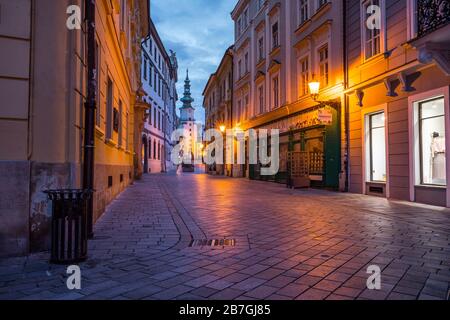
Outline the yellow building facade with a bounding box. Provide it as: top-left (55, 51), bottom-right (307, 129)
top-left (0, 0), bottom-right (150, 257)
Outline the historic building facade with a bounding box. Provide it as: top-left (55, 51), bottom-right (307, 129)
top-left (345, 0), bottom-right (450, 206)
top-left (179, 70), bottom-right (201, 167)
top-left (203, 46), bottom-right (234, 176)
top-left (230, 0), bottom-right (345, 188)
top-left (0, 0), bottom-right (150, 257)
top-left (141, 20), bottom-right (179, 174)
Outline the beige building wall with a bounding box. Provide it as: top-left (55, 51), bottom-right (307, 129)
top-left (203, 47), bottom-right (234, 176)
top-left (0, 0), bottom-right (149, 257)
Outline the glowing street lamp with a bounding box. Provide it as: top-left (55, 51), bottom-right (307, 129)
top-left (219, 125), bottom-right (226, 133)
top-left (308, 76), bottom-right (320, 101)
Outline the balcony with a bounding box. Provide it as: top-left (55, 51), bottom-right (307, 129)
top-left (410, 0), bottom-right (450, 76)
top-left (417, 0), bottom-right (450, 37)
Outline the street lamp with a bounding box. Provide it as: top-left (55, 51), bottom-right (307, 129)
top-left (219, 125), bottom-right (226, 133)
top-left (308, 76), bottom-right (340, 109)
top-left (308, 75), bottom-right (320, 101)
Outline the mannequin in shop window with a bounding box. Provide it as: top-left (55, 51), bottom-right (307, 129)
top-left (430, 132), bottom-right (446, 184)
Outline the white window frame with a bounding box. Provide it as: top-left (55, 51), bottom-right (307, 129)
top-left (406, 0), bottom-right (418, 40)
top-left (257, 84), bottom-right (265, 115)
top-left (298, 53), bottom-right (310, 97)
top-left (271, 72), bottom-right (280, 110)
top-left (271, 20), bottom-right (279, 50)
top-left (408, 86), bottom-right (450, 205)
top-left (360, 0), bottom-right (386, 62)
top-left (361, 104), bottom-right (389, 196)
top-left (316, 43), bottom-right (329, 88)
top-left (257, 35), bottom-right (265, 62)
top-left (298, 0), bottom-right (310, 26)
top-left (95, 40), bottom-right (101, 128)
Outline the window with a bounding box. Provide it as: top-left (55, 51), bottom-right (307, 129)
top-left (238, 60), bottom-right (242, 78)
top-left (362, 0), bottom-right (383, 59)
top-left (237, 17), bottom-right (242, 36)
top-left (237, 100), bottom-right (242, 122)
top-left (258, 36), bottom-right (264, 61)
top-left (158, 142), bottom-right (161, 160)
top-left (318, 45), bottom-right (329, 87)
top-left (118, 100), bottom-right (123, 147)
top-left (243, 8), bottom-right (249, 28)
top-left (106, 77), bottom-right (113, 139)
top-left (245, 95), bottom-right (249, 120)
top-left (120, 0), bottom-right (126, 31)
top-left (149, 66), bottom-right (152, 86)
top-left (125, 112), bottom-right (129, 150)
top-left (154, 108), bottom-right (157, 128)
top-left (418, 98), bottom-right (446, 185)
top-left (244, 52), bottom-right (249, 73)
top-left (95, 41), bottom-right (101, 127)
top-left (258, 85), bottom-right (264, 114)
top-left (299, 0), bottom-right (309, 25)
top-left (272, 22), bottom-right (279, 49)
top-left (257, 0), bottom-right (265, 11)
top-left (318, 0), bottom-right (328, 8)
top-left (299, 57), bottom-right (309, 97)
top-left (143, 58), bottom-right (147, 80)
top-left (272, 75), bottom-right (279, 109)
top-left (367, 112), bottom-right (386, 182)
top-left (153, 140), bottom-right (157, 159)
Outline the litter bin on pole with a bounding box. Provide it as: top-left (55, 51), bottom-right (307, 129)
top-left (44, 189), bottom-right (92, 264)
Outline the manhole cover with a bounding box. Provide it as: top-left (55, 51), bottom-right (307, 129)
top-left (189, 239), bottom-right (236, 247)
top-left (91, 236), bottom-right (111, 240)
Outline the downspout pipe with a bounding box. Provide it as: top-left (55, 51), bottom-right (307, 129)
top-left (343, 0), bottom-right (350, 192)
top-left (83, 0), bottom-right (96, 238)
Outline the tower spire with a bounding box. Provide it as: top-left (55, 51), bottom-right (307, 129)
top-left (180, 69), bottom-right (194, 109)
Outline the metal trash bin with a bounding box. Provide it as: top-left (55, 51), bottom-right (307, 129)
top-left (44, 189), bottom-right (92, 264)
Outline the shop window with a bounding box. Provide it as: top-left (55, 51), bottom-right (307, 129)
top-left (367, 112), bottom-right (386, 182)
top-left (418, 98), bottom-right (446, 185)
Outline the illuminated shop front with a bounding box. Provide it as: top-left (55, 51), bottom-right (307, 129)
top-left (249, 104), bottom-right (341, 189)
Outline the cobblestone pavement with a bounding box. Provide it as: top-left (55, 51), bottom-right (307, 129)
top-left (1, 173), bottom-right (449, 300)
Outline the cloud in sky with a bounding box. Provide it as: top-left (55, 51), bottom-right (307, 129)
top-left (151, 0), bottom-right (236, 124)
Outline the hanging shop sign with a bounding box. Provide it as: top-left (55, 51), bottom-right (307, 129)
top-left (259, 107), bottom-right (334, 133)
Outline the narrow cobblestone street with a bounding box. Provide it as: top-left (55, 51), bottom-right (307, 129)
top-left (1, 173), bottom-right (449, 300)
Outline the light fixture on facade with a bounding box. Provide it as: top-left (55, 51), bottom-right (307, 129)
top-left (308, 76), bottom-right (320, 101)
top-left (308, 75), bottom-right (341, 109)
top-left (219, 125), bottom-right (226, 133)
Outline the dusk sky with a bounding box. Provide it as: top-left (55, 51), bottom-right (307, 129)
top-left (151, 0), bottom-right (236, 124)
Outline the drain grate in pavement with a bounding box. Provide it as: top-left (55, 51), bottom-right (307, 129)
top-left (189, 239), bottom-right (236, 247)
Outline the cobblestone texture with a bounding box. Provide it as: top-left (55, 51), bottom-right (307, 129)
top-left (0, 173), bottom-right (449, 300)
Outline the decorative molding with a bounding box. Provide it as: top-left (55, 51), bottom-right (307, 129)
top-left (356, 90), bottom-right (364, 107)
top-left (417, 42), bottom-right (450, 76)
top-left (383, 79), bottom-right (397, 97)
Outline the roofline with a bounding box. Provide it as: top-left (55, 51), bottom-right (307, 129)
top-left (231, 0), bottom-right (249, 20)
top-left (201, 45), bottom-right (234, 98)
top-left (143, 18), bottom-right (178, 79)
